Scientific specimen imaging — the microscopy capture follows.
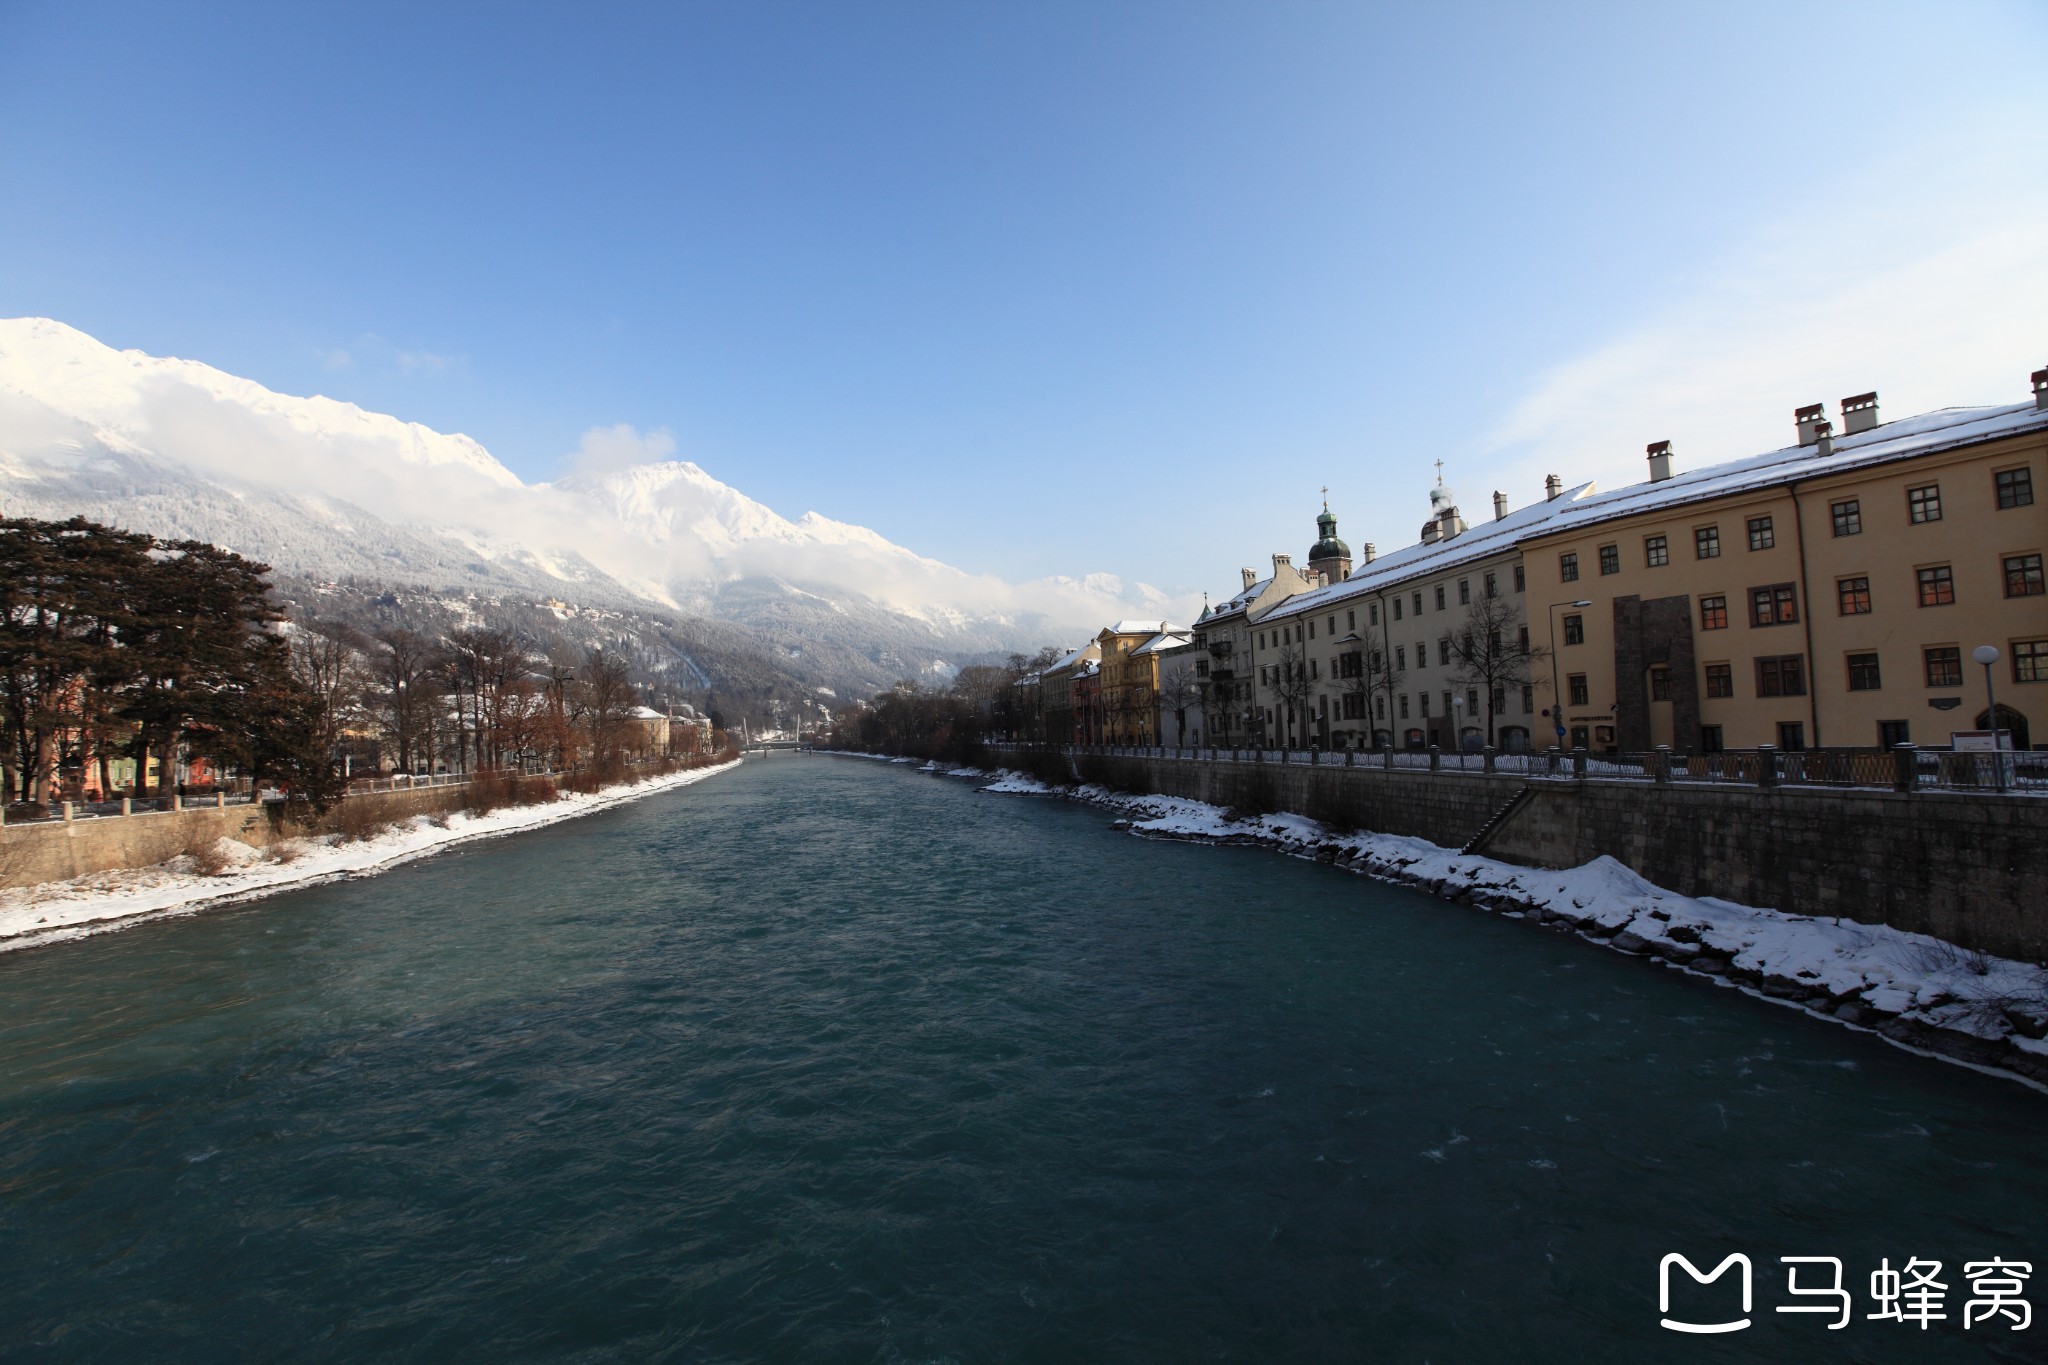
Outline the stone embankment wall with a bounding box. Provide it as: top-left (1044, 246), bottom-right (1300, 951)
top-left (1073, 754), bottom-right (2048, 963)
top-left (0, 784), bottom-right (475, 890)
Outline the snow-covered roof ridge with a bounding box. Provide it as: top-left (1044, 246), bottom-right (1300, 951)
top-left (1132, 630), bottom-right (1192, 655)
top-left (1261, 480), bottom-right (1599, 620)
top-left (1530, 400), bottom-right (2048, 536)
top-left (1260, 397), bottom-right (2048, 623)
top-left (1105, 618), bottom-right (1179, 636)
top-left (1207, 578), bottom-right (1272, 618)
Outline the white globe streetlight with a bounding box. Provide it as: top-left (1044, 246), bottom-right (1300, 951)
top-left (1972, 645), bottom-right (2007, 792)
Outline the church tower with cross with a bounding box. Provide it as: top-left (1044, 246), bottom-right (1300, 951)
top-left (1419, 460), bottom-right (1468, 545)
top-left (1307, 486), bottom-right (1351, 584)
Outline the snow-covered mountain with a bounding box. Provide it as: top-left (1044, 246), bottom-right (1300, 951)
top-left (0, 318), bottom-right (1186, 659)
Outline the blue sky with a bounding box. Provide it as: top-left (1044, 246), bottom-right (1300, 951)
top-left (3, 0), bottom-right (2044, 597)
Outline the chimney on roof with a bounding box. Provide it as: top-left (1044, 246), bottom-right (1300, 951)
top-left (1361, 542), bottom-right (1376, 563)
top-left (1646, 440), bottom-right (1674, 483)
top-left (2032, 366), bottom-right (2048, 411)
top-left (1544, 473), bottom-right (1562, 501)
top-left (1795, 403), bottom-right (1827, 446)
top-left (1492, 490), bottom-right (1508, 521)
top-left (1812, 416), bottom-right (1834, 458)
top-left (1272, 553), bottom-right (1293, 578)
top-left (1241, 567), bottom-right (1256, 590)
top-left (1841, 391), bottom-right (1879, 435)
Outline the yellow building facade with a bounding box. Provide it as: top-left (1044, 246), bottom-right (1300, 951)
top-left (1096, 621), bottom-right (1185, 744)
top-left (1522, 395), bottom-right (2046, 753)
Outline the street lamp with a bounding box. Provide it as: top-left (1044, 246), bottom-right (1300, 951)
top-left (1547, 600), bottom-right (1593, 751)
top-left (1973, 644), bottom-right (2007, 792)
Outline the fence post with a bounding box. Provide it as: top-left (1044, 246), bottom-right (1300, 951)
top-left (1571, 747), bottom-right (1587, 780)
top-left (1756, 744), bottom-right (1779, 789)
top-left (171, 792), bottom-right (182, 812)
top-left (1892, 743), bottom-right (1918, 793)
top-left (121, 797), bottom-right (131, 817)
top-left (216, 791), bottom-right (226, 809)
top-left (1483, 745), bottom-right (1496, 775)
top-left (1429, 744), bottom-right (1442, 772)
top-left (1311, 747), bottom-right (1319, 766)
top-left (1653, 745), bottom-right (1671, 784)
top-left (1547, 749), bottom-right (1560, 777)
top-left (1345, 749), bottom-right (1355, 768)
top-left (1382, 743), bottom-right (1394, 771)
top-left (62, 801), bottom-right (73, 822)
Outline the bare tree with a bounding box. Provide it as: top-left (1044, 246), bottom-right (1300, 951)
top-left (1270, 641), bottom-right (1317, 747)
top-left (539, 657), bottom-right (579, 771)
top-left (1342, 632), bottom-right (1404, 745)
top-left (1334, 637), bottom-right (1384, 744)
top-left (1445, 591), bottom-right (1548, 747)
top-left (367, 629), bottom-right (443, 775)
top-left (1157, 655), bottom-right (1206, 746)
top-left (288, 619), bottom-right (371, 778)
top-left (577, 647), bottom-right (638, 779)
top-left (446, 627), bottom-right (533, 771)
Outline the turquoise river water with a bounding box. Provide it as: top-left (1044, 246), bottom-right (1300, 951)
top-left (1, 756), bottom-right (2044, 1362)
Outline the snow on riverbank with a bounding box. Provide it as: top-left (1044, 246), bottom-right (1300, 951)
top-left (924, 761), bottom-right (2048, 1088)
top-left (0, 759), bottom-right (743, 954)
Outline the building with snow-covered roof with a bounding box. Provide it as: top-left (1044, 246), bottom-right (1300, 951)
top-left (1072, 658), bottom-right (1103, 746)
top-left (1244, 480), bottom-right (1598, 751)
top-left (1038, 641), bottom-right (1101, 746)
top-left (1189, 552), bottom-right (1317, 747)
top-left (1095, 621), bottom-right (1189, 744)
top-left (624, 705), bottom-right (670, 756)
top-left (1521, 379), bottom-right (2048, 754)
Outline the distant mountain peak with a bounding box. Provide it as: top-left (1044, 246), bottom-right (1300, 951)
top-left (0, 316), bottom-right (1195, 654)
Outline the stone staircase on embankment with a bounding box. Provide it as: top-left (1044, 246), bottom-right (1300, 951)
top-left (1462, 783), bottom-right (1536, 857)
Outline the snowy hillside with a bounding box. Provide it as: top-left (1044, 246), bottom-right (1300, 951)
top-left (0, 318), bottom-right (1189, 655)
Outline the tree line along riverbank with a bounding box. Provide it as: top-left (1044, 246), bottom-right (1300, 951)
top-left (4, 516), bottom-right (730, 822)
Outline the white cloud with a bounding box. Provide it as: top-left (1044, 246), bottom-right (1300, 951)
top-left (321, 347), bottom-right (352, 371)
top-left (1482, 117), bottom-right (2048, 500)
top-left (567, 422), bottom-right (678, 476)
top-left (394, 349), bottom-right (458, 376)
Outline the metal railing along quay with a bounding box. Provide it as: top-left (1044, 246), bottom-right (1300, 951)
top-left (984, 740), bottom-right (2045, 795)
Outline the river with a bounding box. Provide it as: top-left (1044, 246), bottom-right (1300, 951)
top-left (2, 756), bottom-right (2042, 1362)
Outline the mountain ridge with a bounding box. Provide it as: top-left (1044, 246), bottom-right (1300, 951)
top-left (0, 317), bottom-right (1192, 695)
